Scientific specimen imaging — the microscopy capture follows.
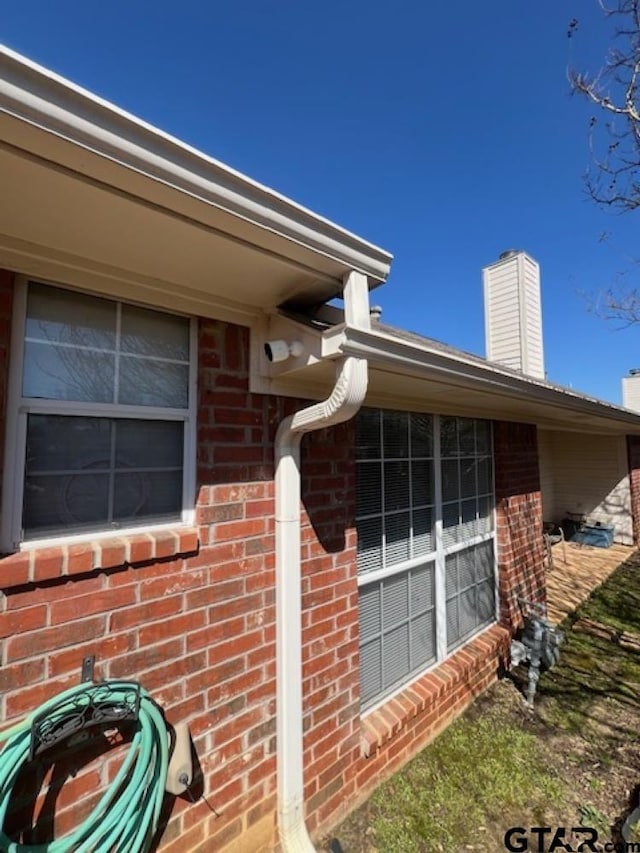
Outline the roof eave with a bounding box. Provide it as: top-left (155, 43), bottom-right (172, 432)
top-left (342, 327), bottom-right (640, 430)
top-left (0, 45), bottom-right (393, 284)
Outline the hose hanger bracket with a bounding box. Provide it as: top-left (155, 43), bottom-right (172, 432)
top-left (29, 680), bottom-right (141, 761)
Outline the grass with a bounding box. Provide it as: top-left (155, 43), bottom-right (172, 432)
top-left (326, 551), bottom-right (640, 853)
top-left (366, 715), bottom-right (564, 853)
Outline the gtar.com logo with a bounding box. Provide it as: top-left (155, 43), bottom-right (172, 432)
top-left (504, 826), bottom-right (640, 852)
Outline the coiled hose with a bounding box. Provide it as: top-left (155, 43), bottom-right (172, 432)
top-left (0, 680), bottom-right (169, 852)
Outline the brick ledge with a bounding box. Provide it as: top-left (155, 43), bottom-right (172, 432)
top-left (0, 528), bottom-right (200, 589)
top-left (360, 623), bottom-right (510, 757)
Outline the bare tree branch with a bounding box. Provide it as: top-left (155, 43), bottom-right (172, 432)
top-left (569, 0), bottom-right (640, 211)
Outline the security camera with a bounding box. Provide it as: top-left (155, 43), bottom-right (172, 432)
top-left (264, 340), bottom-right (304, 363)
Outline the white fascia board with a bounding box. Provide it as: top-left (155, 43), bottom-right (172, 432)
top-left (341, 327), bottom-right (640, 430)
top-left (0, 45), bottom-right (393, 283)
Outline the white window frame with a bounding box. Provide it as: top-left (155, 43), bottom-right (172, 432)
top-left (1, 276), bottom-right (197, 552)
top-left (356, 411), bottom-right (499, 714)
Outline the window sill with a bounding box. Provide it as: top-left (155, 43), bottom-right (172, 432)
top-left (0, 527), bottom-right (200, 589)
top-left (360, 623), bottom-right (510, 758)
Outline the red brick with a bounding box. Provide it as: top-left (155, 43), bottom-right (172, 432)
top-left (0, 604), bottom-right (47, 638)
top-left (138, 611), bottom-right (206, 647)
top-left (32, 547), bottom-right (64, 582)
top-left (50, 586), bottom-right (136, 625)
top-left (66, 543), bottom-right (96, 575)
top-left (48, 631), bottom-right (136, 677)
top-left (0, 657), bottom-right (44, 692)
top-left (0, 551), bottom-right (31, 587)
top-left (6, 675), bottom-right (76, 718)
top-left (108, 638), bottom-right (183, 677)
top-left (6, 615), bottom-right (106, 661)
top-left (110, 594), bottom-right (183, 631)
top-left (128, 534), bottom-right (155, 564)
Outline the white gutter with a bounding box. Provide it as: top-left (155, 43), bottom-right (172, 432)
top-left (276, 271), bottom-right (370, 851)
top-left (0, 45), bottom-right (392, 283)
top-left (341, 326), bottom-right (640, 430)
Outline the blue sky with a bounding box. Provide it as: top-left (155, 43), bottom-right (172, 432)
top-left (2, 1), bottom-right (638, 404)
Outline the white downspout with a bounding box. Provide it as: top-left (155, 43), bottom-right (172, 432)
top-left (276, 270), bottom-right (370, 852)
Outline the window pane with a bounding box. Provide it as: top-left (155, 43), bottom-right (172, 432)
top-left (441, 459), bottom-right (459, 502)
top-left (440, 417), bottom-right (458, 457)
top-left (360, 583), bottom-right (381, 640)
top-left (478, 496), bottom-right (493, 534)
top-left (22, 415), bottom-right (183, 539)
top-left (120, 304), bottom-right (189, 360)
top-left (442, 502), bottom-right (460, 548)
top-left (477, 579), bottom-right (495, 623)
top-left (459, 588), bottom-right (478, 638)
top-left (383, 623), bottom-right (410, 689)
top-left (23, 472), bottom-right (109, 536)
top-left (356, 462), bottom-right (382, 517)
top-left (411, 460), bottom-right (433, 506)
top-left (23, 342), bottom-right (115, 403)
top-left (356, 410), bottom-right (381, 460)
top-left (476, 456), bottom-right (492, 495)
top-left (445, 553), bottom-right (458, 599)
top-left (383, 411), bottom-right (409, 458)
top-left (476, 540), bottom-right (494, 580)
top-left (411, 611), bottom-right (436, 667)
top-left (413, 507), bottom-right (433, 556)
top-left (410, 414), bottom-right (432, 457)
top-left (458, 418), bottom-right (475, 455)
top-left (360, 638), bottom-right (382, 707)
top-left (115, 420), bottom-right (183, 469)
top-left (26, 415), bottom-right (112, 472)
top-left (383, 573), bottom-right (409, 626)
top-left (26, 283), bottom-right (116, 350)
top-left (118, 357), bottom-right (189, 408)
top-left (447, 599), bottom-right (459, 651)
top-left (384, 461), bottom-right (410, 511)
top-left (385, 512), bottom-right (410, 566)
top-left (460, 458), bottom-right (477, 498)
top-left (458, 547), bottom-right (476, 589)
top-left (476, 421), bottom-right (491, 455)
top-left (114, 470), bottom-right (182, 522)
top-left (357, 516), bottom-right (382, 574)
top-left (410, 562), bottom-right (434, 615)
top-left (460, 498), bottom-right (477, 540)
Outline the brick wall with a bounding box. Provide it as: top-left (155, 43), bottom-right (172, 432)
top-left (493, 420), bottom-right (546, 632)
top-left (0, 312), bottom-right (285, 851)
top-left (627, 435), bottom-right (640, 545)
top-left (0, 270), bottom-right (531, 852)
top-left (0, 277), bottom-right (361, 852)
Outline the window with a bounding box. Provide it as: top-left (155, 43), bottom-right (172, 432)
top-left (2, 280), bottom-right (195, 548)
top-left (356, 410), bottom-right (496, 710)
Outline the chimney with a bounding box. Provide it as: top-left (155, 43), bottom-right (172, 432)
top-left (622, 369), bottom-right (640, 411)
top-left (482, 249), bottom-right (545, 379)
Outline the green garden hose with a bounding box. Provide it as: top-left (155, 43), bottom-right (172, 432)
top-left (0, 680), bottom-right (169, 853)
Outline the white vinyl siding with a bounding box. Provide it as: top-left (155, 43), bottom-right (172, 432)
top-left (357, 411), bottom-right (496, 710)
top-left (537, 428), bottom-right (555, 521)
top-left (538, 429), bottom-right (632, 545)
top-left (2, 279), bottom-right (196, 549)
top-left (484, 256), bottom-right (522, 371)
top-left (483, 252), bottom-right (545, 379)
top-left (523, 255), bottom-right (544, 379)
top-left (622, 375), bottom-right (640, 412)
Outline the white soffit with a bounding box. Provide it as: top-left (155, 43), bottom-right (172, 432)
top-left (0, 45), bottom-right (392, 314)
